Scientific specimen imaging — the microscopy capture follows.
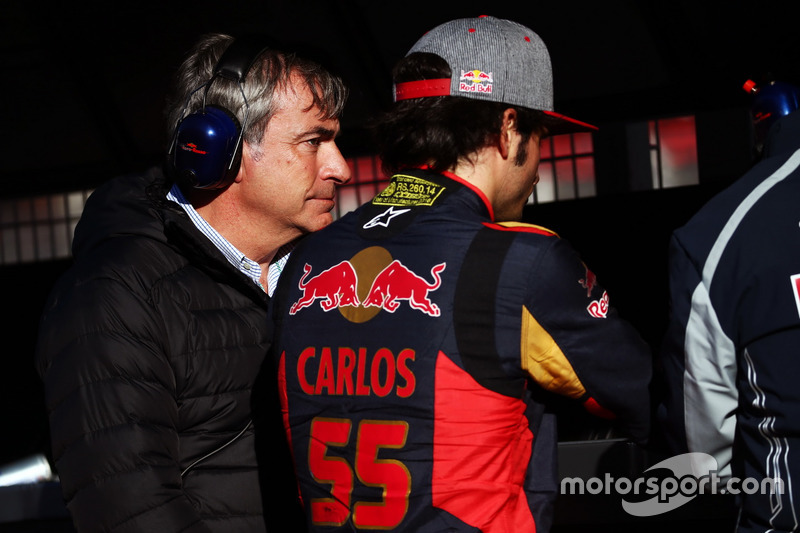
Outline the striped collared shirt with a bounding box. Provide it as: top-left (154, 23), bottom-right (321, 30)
top-left (167, 184), bottom-right (293, 295)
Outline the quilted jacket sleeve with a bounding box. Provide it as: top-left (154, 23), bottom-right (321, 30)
top-left (36, 273), bottom-right (212, 533)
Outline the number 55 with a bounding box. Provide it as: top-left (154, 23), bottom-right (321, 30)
top-left (308, 418), bottom-right (411, 529)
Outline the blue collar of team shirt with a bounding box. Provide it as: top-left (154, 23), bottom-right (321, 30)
top-left (167, 183), bottom-right (293, 295)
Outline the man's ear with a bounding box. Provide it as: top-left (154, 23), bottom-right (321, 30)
top-left (498, 108), bottom-right (519, 160)
top-left (235, 142), bottom-right (253, 183)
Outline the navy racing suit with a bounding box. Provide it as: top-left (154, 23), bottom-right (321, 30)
top-left (271, 168), bottom-right (652, 532)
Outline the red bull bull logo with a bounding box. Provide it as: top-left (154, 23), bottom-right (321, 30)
top-left (289, 261), bottom-right (360, 315)
top-left (289, 254), bottom-right (446, 319)
top-left (459, 69), bottom-right (493, 94)
top-left (579, 267), bottom-right (597, 297)
top-left (363, 260), bottom-right (446, 317)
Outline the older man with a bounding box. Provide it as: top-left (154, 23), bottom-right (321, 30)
top-left (36, 34), bottom-right (350, 532)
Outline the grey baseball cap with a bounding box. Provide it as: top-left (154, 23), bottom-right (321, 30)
top-left (394, 15), bottom-right (597, 135)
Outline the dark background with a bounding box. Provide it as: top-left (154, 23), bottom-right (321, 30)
top-left (4, 0), bottom-right (799, 195)
top-left (2, 1), bottom-right (798, 530)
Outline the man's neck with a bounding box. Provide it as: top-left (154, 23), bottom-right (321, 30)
top-left (449, 149), bottom-right (502, 208)
top-left (194, 193), bottom-right (294, 269)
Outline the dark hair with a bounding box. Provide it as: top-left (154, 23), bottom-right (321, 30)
top-left (372, 52), bottom-right (547, 176)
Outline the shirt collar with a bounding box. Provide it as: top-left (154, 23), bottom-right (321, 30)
top-left (166, 183), bottom-right (293, 295)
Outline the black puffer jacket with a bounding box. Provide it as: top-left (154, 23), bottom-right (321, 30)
top-left (36, 168), bottom-right (295, 532)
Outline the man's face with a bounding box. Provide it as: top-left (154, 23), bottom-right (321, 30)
top-left (237, 73), bottom-right (350, 239)
top-left (493, 132), bottom-right (542, 221)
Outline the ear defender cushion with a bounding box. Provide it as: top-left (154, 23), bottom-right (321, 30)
top-left (172, 105), bottom-right (242, 189)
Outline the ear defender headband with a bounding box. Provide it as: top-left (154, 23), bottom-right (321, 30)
top-left (169, 39), bottom-right (269, 189)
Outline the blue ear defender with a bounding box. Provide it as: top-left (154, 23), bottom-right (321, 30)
top-left (169, 39), bottom-right (268, 190)
top-left (171, 105), bottom-right (242, 189)
top-left (743, 79), bottom-right (800, 148)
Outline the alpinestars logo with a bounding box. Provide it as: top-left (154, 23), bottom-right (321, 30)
top-left (363, 207), bottom-right (410, 229)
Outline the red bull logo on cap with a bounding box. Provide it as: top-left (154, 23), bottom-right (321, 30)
top-left (289, 250), bottom-right (446, 320)
top-left (459, 69), bottom-right (493, 94)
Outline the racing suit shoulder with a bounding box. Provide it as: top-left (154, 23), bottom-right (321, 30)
top-left (484, 221), bottom-right (559, 237)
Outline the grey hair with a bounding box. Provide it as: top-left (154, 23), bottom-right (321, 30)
top-left (166, 34), bottom-right (348, 157)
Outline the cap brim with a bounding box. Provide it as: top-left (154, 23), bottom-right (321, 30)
top-left (543, 110), bottom-right (598, 135)
top-left (394, 80), bottom-right (597, 135)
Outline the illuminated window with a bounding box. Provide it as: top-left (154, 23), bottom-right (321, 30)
top-left (0, 191), bottom-right (91, 265)
top-left (648, 116), bottom-right (699, 188)
top-left (0, 119), bottom-right (696, 265)
top-left (335, 133), bottom-right (597, 217)
top-left (531, 132), bottom-right (596, 204)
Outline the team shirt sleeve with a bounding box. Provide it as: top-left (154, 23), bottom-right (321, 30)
top-left (657, 232), bottom-right (737, 478)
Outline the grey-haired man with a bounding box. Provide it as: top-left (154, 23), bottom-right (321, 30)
top-left (36, 34), bottom-right (350, 532)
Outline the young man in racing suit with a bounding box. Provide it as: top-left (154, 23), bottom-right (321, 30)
top-left (269, 16), bottom-right (652, 532)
